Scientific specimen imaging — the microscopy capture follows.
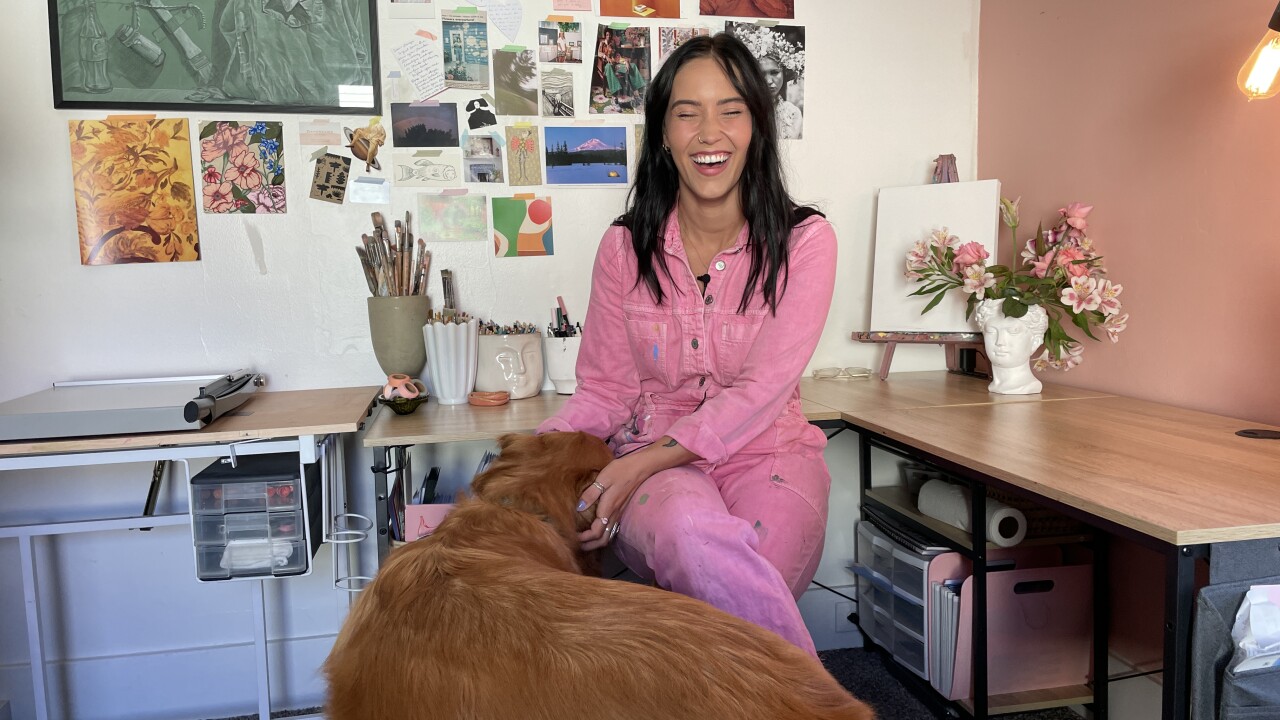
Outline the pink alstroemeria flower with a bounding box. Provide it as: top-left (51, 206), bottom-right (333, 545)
top-left (905, 239), bottom-right (930, 271)
top-left (1020, 238), bottom-right (1039, 264)
top-left (1061, 275), bottom-right (1100, 313)
top-left (1030, 253), bottom-right (1053, 279)
top-left (1059, 202), bottom-right (1093, 237)
top-left (1062, 344), bottom-right (1084, 370)
top-left (1103, 312), bottom-right (1128, 342)
top-left (1096, 279), bottom-right (1123, 315)
top-left (929, 227), bottom-right (959, 250)
top-left (961, 264), bottom-right (995, 294)
top-left (1032, 349), bottom-right (1060, 372)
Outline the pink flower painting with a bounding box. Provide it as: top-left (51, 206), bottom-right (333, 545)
top-left (198, 121), bottom-right (286, 214)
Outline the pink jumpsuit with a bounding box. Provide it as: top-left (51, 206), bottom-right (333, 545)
top-left (536, 211), bottom-right (837, 654)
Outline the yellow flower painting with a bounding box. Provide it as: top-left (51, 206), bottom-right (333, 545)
top-left (68, 118), bottom-right (200, 265)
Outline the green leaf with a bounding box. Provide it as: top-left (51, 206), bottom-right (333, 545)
top-left (1034, 222), bottom-right (1046, 256)
top-left (1002, 298), bottom-right (1029, 318)
top-left (1070, 311), bottom-right (1100, 341)
top-left (965, 293), bottom-right (978, 319)
top-left (920, 289), bottom-right (948, 314)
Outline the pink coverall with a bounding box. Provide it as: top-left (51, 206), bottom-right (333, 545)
top-left (536, 211), bottom-right (837, 654)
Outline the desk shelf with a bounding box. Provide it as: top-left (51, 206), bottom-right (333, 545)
top-left (865, 486), bottom-right (1090, 551)
top-left (958, 684), bottom-right (1094, 716)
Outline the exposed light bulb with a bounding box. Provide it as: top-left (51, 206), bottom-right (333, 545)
top-left (1239, 29), bottom-right (1280, 99)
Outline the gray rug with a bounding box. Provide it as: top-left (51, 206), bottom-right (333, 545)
top-left (820, 647), bottom-right (1084, 720)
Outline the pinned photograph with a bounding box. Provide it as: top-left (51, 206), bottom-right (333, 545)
top-left (344, 119), bottom-right (387, 172)
top-left (726, 22), bottom-right (806, 139)
top-left (198, 121), bottom-right (286, 214)
top-left (311, 153), bottom-right (352, 204)
top-left (442, 10), bottom-right (490, 90)
top-left (601, 0), bottom-right (680, 18)
top-left (700, 0), bottom-right (794, 19)
top-left (418, 191), bottom-right (489, 243)
top-left (463, 132), bottom-right (505, 183)
top-left (538, 21), bottom-right (583, 63)
top-left (68, 117), bottom-right (200, 264)
top-left (506, 125), bottom-right (542, 186)
top-left (590, 25), bottom-right (651, 114)
top-left (391, 103), bottom-right (460, 147)
top-left (393, 151), bottom-right (462, 187)
top-left (540, 68), bottom-right (575, 117)
top-left (493, 49), bottom-right (539, 116)
top-left (658, 27), bottom-right (711, 63)
top-left (544, 125), bottom-right (627, 185)
top-left (493, 196), bottom-right (553, 257)
top-left (465, 97), bottom-right (498, 129)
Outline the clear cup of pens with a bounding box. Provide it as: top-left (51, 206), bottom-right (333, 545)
top-left (545, 301), bottom-right (581, 395)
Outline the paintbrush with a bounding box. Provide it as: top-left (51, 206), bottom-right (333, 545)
top-left (354, 245), bottom-right (378, 296)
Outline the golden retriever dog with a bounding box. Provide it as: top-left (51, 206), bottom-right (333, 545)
top-left (325, 431), bottom-right (874, 720)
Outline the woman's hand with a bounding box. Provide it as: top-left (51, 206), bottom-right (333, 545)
top-left (576, 455), bottom-right (648, 552)
top-left (575, 436), bottom-right (699, 552)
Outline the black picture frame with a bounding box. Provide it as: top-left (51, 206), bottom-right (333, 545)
top-left (48, 0), bottom-right (381, 115)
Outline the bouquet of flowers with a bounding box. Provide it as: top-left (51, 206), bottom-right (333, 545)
top-left (904, 199), bottom-right (1128, 370)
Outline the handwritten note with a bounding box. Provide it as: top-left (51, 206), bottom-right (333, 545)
top-left (483, 0), bottom-right (524, 43)
top-left (392, 38), bottom-right (446, 102)
top-left (552, 0), bottom-right (590, 10)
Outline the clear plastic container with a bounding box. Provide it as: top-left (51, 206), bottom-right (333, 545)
top-left (193, 510), bottom-right (305, 545)
top-left (195, 538), bottom-right (306, 580)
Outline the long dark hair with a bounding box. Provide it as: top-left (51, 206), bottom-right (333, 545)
top-left (615, 32), bottom-right (822, 315)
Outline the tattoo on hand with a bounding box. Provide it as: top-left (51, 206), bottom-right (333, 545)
top-left (663, 438), bottom-right (677, 447)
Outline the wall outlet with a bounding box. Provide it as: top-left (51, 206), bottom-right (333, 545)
top-left (834, 600), bottom-right (857, 632)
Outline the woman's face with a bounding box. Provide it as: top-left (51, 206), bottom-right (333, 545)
top-left (759, 57), bottom-right (785, 99)
top-left (663, 57), bottom-right (753, 211)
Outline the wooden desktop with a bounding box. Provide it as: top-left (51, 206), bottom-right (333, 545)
top-left (361, 370), bottom-right (1280, 720)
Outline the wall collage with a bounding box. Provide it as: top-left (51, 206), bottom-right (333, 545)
top-left (53, 0), bottom-right (805, 265)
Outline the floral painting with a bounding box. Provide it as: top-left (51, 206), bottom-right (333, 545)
top-left (198, 121), bottom-right (286, 214)
top-left (68, 117), bottom-right (200, 265)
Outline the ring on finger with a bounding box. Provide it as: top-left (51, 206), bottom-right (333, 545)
top-left (608, 522), bottom-right (621, 541)
top-left (591, 481), bottom-right (607, 494)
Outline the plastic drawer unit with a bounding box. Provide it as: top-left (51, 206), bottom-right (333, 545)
top-left (189, 453), bottom-right (321, 581)
top-left (852, 519), bottom-right (932, 679)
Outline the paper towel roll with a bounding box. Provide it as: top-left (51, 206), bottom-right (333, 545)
top-left (916, 479), bottom-right (1027, 547)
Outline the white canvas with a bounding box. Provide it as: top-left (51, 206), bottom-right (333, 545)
top-left (868, 180), bottom-right (1001, 333)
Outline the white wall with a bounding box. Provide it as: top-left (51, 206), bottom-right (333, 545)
top-left (0, 1), bottom-right (980, 717)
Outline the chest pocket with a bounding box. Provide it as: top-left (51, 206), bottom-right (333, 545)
top-left (624, 317), bottom-right (672, 386)
top-left (717, 314), bottom-right (766, 383)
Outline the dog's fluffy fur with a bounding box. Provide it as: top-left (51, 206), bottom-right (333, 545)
top-left (325, 431), bottom-right (873, 720)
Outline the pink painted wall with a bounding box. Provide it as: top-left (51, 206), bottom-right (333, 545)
top-left (979, 0), bottom-right (1280, 425)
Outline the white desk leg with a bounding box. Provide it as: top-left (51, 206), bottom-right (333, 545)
top-left (18, 535), bottom-right (50, 720)
top-left (251, 580), bottom-right (271, 719)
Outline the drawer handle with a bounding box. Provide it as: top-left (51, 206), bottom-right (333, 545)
top-left (1013, 579), bottom-right (1055, 594)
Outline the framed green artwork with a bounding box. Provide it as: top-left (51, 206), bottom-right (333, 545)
top-left (48, 0), bottom-right (381, 114)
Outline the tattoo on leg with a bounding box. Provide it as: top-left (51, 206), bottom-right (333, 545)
top-left (663, 438), bottom-right (677, 447)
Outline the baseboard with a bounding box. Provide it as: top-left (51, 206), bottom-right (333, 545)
top-left (800, 584), bottom-right (866, 652)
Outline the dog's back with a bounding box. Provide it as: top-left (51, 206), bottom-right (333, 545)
top-left (325, 432), bottom-right (873, 720)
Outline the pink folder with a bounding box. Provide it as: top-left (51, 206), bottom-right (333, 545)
top-left (404, 503), bottom-right (454, 542)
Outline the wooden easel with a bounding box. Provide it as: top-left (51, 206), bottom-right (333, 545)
top-left (853, 331), bottom-right (990, 381)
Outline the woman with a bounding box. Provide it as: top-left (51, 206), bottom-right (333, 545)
top-left (536, 33), bottom-right (836, 655)
top-left (760, 54), bottom-right (803, 139)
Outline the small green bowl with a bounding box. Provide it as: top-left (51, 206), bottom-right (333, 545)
top-left (379, 381), bottom-right (429, 415)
